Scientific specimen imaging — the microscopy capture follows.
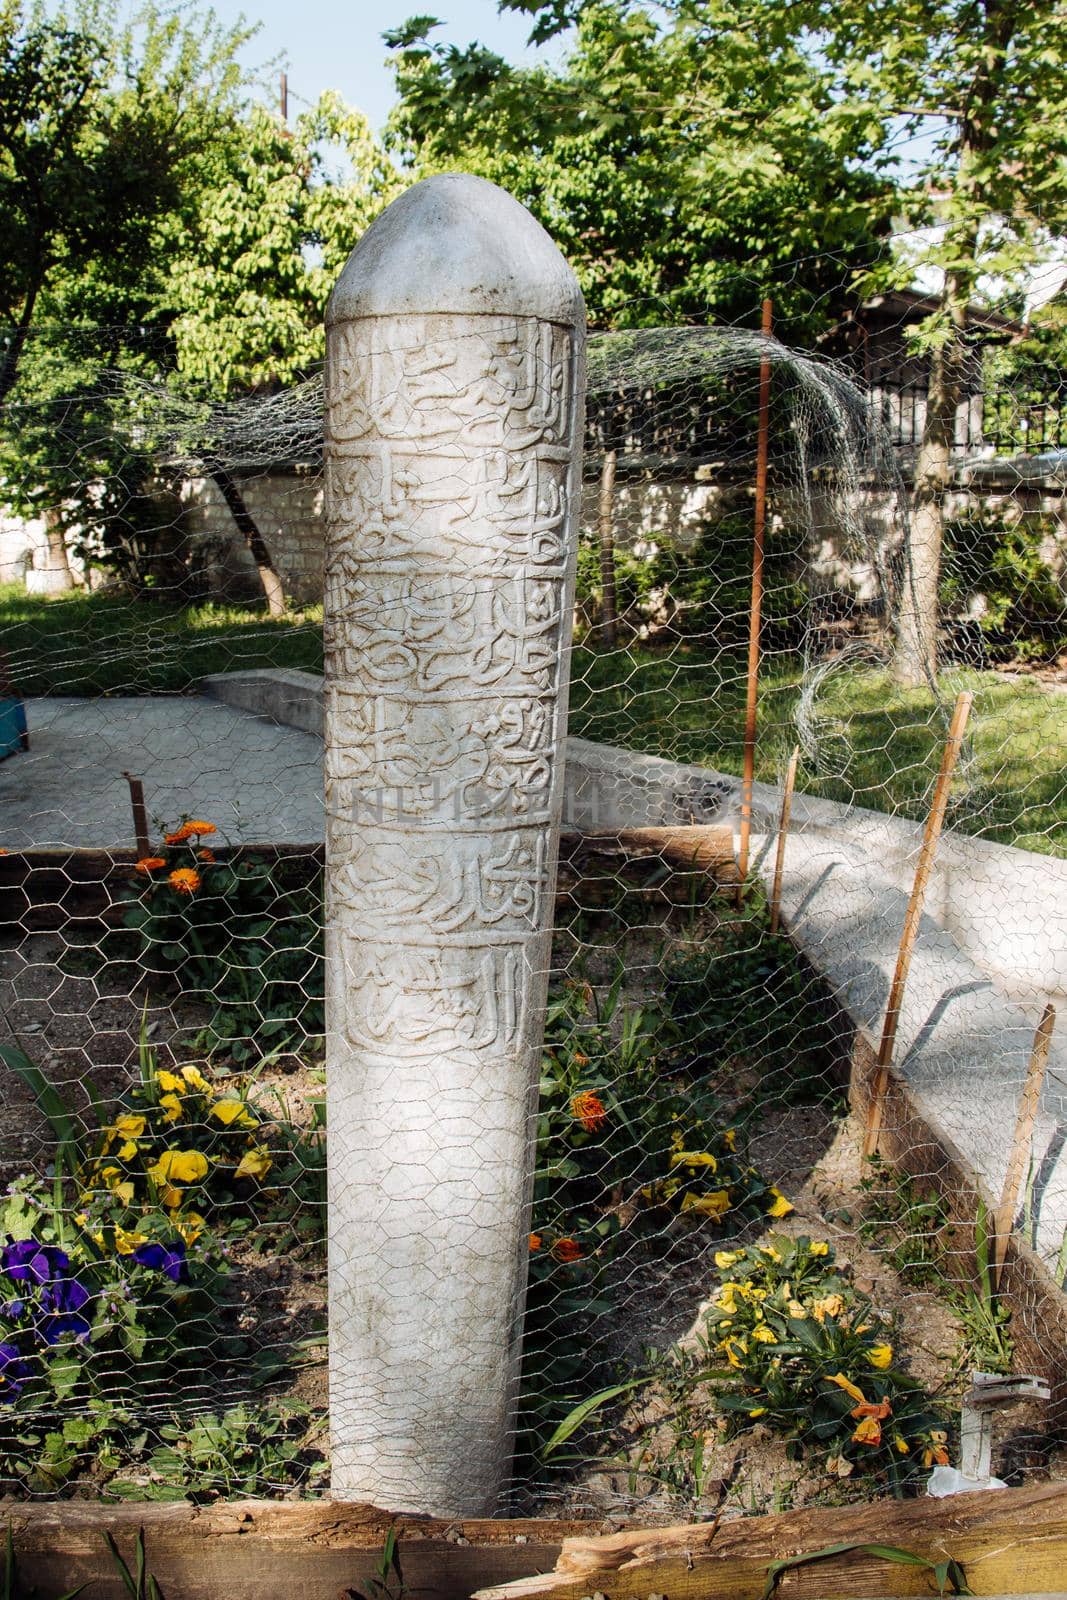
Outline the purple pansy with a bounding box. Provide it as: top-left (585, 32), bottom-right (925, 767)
top-left (37, 1276), bottom-right (91, 1344)
top-left (0, 1341), bottom-right (30, 1399)
top-left (132, 1239), bottom-right (187, 1285)
top-left (1, 1238), bottom-right (70, 1285)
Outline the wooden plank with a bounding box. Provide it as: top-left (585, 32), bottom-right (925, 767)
top-left (476, 1483), bottom-right (1067, 1600)
top-left (6, 1498), bottom-right (604, 1600)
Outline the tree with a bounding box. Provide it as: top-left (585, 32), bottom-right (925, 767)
top-left (386, 1), bottom-right (894, 338)
top-left (163, 93), bottom-right (398, 613)
top-left (804, 0), bottom-right (1067, 685)
top-left (0, 1), bottom-right (253, 409)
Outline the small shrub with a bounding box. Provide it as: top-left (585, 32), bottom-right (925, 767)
top-left (697, 1235), bottom-right (949, 1491)
top-left (940, 510), bottom-right (1067, 664)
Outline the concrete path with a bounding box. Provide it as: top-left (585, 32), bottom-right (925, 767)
top-left (0, 697), bottom-right (324, 850)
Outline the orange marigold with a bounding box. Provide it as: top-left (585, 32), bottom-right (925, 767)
top-left (185, 820), bottom-right (215, 836)
top-left (197, 848), bottom-right (216, 863)
top-left (135, 856), bottom-right (167, 874)
top-left (571, 1090), bottom-right (607, 1132)
top-left (165, 825), bottom-right (194, 844)
top-left (168, 868), bottom-right (201, 895)
top-left (528, 1233), bottom-right (543, 1252)
top-left (552, 1237), bottom-right (582, 1264)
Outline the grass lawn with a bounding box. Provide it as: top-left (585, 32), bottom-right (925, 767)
top-left (0, 583), bottom-right (324, 696)
top-left (569, 641), bottom-right (1067, 857)
top-left (3, 586), bottom-right (1063, 855)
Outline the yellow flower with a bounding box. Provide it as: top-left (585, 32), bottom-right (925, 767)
top-left (825, 1372), bottom-right (867, 1405)
top-left (852, 1415), bottom-right (883, 1446)
top-left (235, 1145), bottom-right (272, 1181)
top-left (786, 1299), bottom-right (807, 1320)
top-left (722, 1338), bottom-right (747, 1369)
top-left (749, 1407), bottom-right (766, 1416)
top-left (809, 1241), bottom-right (829, 1257)
top-left (97, 1166), bottom-right (135, 1207)
top-left (171, 1210), bottom-right (206, 1245)
top-left (868, 1344), bottom-right (893, 1369)
top-left (767, 1189), bottom-right (794, 1219)
top-left (680, 1188), bottom-right (731, 1219)
top-left (758, 1243), bottom-right (782, 1263)
top-left (180, 1065), bottom-right (213, 1094)
top-left (117, 1140), bottom-right (139, 1161)
top-left (148, 1150), bottom-right (210, 1187)
top-left (752, 1326), bottom-right (777, 1344)
top-left (156, 1070), bottom-right (184, 1093)
top-left (723, 1129), bottom-right (737, 1150)
top-left (211, 1099), bottom-right (256, 1129)
top-left (811, 1293), bottom-right (845, 1323)
top-left (893, 1434), bottom-right (910, 1454)
top-left (671, 1149), bottom-right (717, 1172)
top-left (114, 1227), bottom-right (149, 1255)
top-left (159, 1092), bottom-right (183, 1125)
top-left (715, 1250), bottom-right (740, 1269)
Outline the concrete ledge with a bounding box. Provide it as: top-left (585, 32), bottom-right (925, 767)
top-left (201, 667), bottom-right (324, 737)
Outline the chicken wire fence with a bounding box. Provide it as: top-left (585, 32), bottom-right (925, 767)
top-left (0, 308), bottom-right (1064, 1519)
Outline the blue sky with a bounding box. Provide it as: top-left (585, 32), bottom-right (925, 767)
top-left (226, 0), bottom-right (564, 134)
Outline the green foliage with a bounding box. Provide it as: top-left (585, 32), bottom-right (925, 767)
top-left (117, 820), bottom-right (324, 1061)
top-left (575, 513), bottom-right (808, 647)
top-left (696, 1235), bottom-right (951, 1492)
top-left (859, 1158), bottom-right (950, 1286)
top-left (386, 0), bottom-right (892, 334)
top-left (940, 510), bottom-right (1067, 664)
top-left (119, 1399), bottom-right (327, 1501)
top-left (167, 94), bottom-right (398, 393)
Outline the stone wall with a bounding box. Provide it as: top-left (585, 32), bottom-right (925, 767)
top-left (179, 467), bottom-right (324, 606)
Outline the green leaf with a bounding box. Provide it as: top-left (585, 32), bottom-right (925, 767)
top-left (541, 1378), bottom-right (647, 1458)
top-left (761, 1540), bottom-right (973, 1600)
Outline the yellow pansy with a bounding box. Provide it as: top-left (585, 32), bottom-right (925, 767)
top-left (114, 1227), bottom-right (149, 1255)
top-left (721, 1338), bottom-right (747, 1369)
top-left (98, 1166), bottom-right (135, 1206)
top-left (680, 1188), bottom-right (731, 1219)
top-left (767, 1189), bottom-right (794, 1219)
top-left (116, 1140), bottom-right (138, 1161)
top-left (809, 1241), bottom-right (829, 1257)
top-left (235, 1145), bottom-right (272, 1181)
top-left (670, 1149), bottom-right (717, 1173)
top-left (148, 1150), bottom-right (210, 1186)
top-left (156, 1070), bottom-right (185, 1094)
top-left (825, 1372), bottom-right (866, 1405)
top-left (758, 1243), bottom-right (782, 1263)
top-left (812, 1293), bottom-right (845, 1323)
top-left (159, 1093), bottom-right (184, 1124)
top-left (752, 1326), bottom-right (777, 1344)
top-left (171, 1210), bottom-right (206, 1245)
top-left (180, 1065), bottom-right (213, 1094)
top-left (868, 1344), bottom-right (893, 1369)
top-left (211, 1099), bottom-right (256, 1129)
top-left (715, 1250), bottom-right (740, 1269)
top-left (102, 1113), bottom-right (146, 1153)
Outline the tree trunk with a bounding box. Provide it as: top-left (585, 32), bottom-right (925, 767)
top-left (207, 462), bottom-right (286, 618)
top-left (893, 259), bottom-right (974, 688)
top-left (40, 505), bottom-right (74, 592)
top-left (597, 447), bottom-right (618, 646)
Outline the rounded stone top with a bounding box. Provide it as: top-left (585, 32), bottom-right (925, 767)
top-left (326, 173), bottom-right (585, 329)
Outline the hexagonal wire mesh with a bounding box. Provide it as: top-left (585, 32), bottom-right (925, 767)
top-left (0, 293), bottom-right (1065, 1519)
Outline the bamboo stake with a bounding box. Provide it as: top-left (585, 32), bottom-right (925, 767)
top-left (862, 689), bottom-right (974, 1158)
top-left (993, 1002), bottom-right (1056, 1287)
top-left (598, 447), bottom-right (618, 648)
top-left (123, 771), bottom-right (150, 860)
top-left (736, 297), bottom-right (773, 896)
top-left (769, 745), bottom-right (799, 935)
